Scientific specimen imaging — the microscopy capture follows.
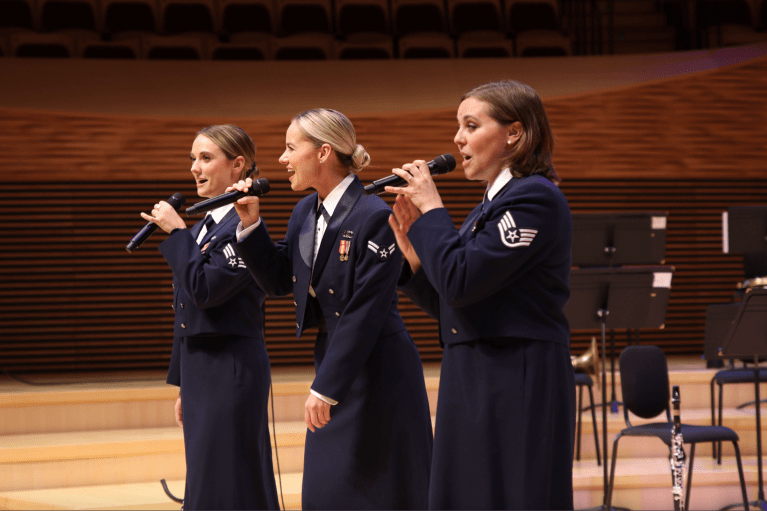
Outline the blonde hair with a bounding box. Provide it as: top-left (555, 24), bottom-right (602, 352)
top-left (462, 80), bottom-right (559, 184)
top-left (196, 124), bottom-right (259, 180)
top-left (292, 109), bottom-right (370, 172)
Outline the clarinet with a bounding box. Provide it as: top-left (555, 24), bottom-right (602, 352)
top-left (670, 385), bottom-right (686, 511)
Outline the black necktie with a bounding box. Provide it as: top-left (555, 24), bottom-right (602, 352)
top-left (198, 214), bottom-right (216, 245)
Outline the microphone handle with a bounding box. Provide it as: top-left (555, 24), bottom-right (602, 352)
top-left (186, 190), bottom-right (246, 216)
top-left (363, 155), bottom-right (455, 196)
top-left (126, 192), bottom-right (185, 253)
top-left (186, 178), bottom-right (270, 216)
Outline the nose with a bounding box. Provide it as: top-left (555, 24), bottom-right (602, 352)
top-left (454, 129), bottom-right (464, 147)
top-left (279, 151), bottom-right (288, 165)
top-left (190, 159), bottom-right (201, 174)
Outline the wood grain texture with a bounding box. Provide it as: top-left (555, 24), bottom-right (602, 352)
top-left (1, 53), bottom-right (766, 371)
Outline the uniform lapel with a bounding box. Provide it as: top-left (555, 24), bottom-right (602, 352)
top-left (298, 195), bottom-right (319, 270)
top-left (311, 177), bottom-right (363, 285)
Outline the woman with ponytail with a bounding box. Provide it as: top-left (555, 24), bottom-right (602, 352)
top-left (230, 109), bottom-right (433, 510)
top-left (142, 125), bottom-right (279, 510)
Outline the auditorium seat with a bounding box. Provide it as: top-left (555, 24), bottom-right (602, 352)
top-left (335, 0), bottom-right (390, 37)
top-left (391, 0), bottom-right (446, 36)
top-left (101, 0), bottom-right (159, 35)
top-left (39, 0), bottom-right (99, 32)
top-left (696, 0), bottom-right (767, 48)
top-left (272, 31), bottom-right (334, 59)
top-left (208, 36), bottom-right (272, 59)
top-left (275, 0), bottom-right (332, 35)
top-left (446, 0), bottom-right (503, 35)
top-left (515, 28), bottom-right (570, 56)
top-left (11, 30), bottom-right (76, 57)
top-left (219, 0), bottom-right (275, 37)
top-left (159, 0), bottom-right (217, 35)
top-left (457, 30), bottom-right (512, 57)
top-left (398, 31), bottom-right (454, 58)
top-left (79, 37), bottom-right (141, 58)
top-left (141, 33), bottom-right (214, 58)
top-left (506, 0), bottom-right (560, 36)
top-left (0, 0), bottom-right (36, 30)
top-left (335, 32), bottom-right (393, 58)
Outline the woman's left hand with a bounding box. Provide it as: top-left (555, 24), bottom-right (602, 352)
top-left (384, 160), bottom-right (445, 214)
top-left (305, 394), bottom-right (331, 433)
top-left (140, 201), bottom-right (186, 233)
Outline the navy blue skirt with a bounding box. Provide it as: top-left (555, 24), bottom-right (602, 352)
top-left (302, 330), bottom-right (433, 510)
top-left (177, 334), bottom-right (279, 510)
top-left (430, 338), bottom-right (575, 510)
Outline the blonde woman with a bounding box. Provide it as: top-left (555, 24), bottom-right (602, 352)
top-left (143, 125), bottom-right (279, 510)
top-left (230, 109), bottom-right (433, 509)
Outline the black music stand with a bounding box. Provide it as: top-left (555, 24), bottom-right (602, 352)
top-left (572, 212), bottom-right (669, 414)
top-left (566, 265), bottom-right (674, 510)
top-left (719, 288), bottom-right (767, 511)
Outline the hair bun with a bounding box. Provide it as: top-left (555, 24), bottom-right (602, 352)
top-left (351, 144), bottom-right (371, 171)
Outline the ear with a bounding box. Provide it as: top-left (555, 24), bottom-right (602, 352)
top-left (232, 156), bottom-right (245, 175)
top-left (318, 143), bottom-right (333, 162)
top-left (507, 121), bottom-right (523, 146)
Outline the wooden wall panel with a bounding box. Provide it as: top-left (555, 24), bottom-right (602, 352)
top-left (1, 54), bottom-right (766, 372)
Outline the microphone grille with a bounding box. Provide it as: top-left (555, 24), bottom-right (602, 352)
top-left (255, 178), bottom-right (270, 195)
top-left (168, 193), bottom-right (186, 210)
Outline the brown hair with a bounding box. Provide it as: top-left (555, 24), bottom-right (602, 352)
top-left (196, 124), bottom-right (259, 180)
top-left (461, 80), bottom-right (560, 183)
top-left (293, 109), bottom-right (370, 172)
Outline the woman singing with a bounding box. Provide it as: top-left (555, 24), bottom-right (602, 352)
top-left (230, 109), bottom-right (433, 510)
top-left (142, 125), bottom-right (279, 510)
top-left (388, 80), bottom-right (576, 510)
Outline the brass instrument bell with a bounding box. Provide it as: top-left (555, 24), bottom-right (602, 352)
top-left (571, 336), bottom-right (600, 388)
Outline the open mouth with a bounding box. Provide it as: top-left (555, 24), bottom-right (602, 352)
top-left (197, 178), bottom-right (208, 186)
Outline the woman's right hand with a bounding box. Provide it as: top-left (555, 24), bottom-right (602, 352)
top-left (388, 194), bottom-right (422, 273)
top-left (228, 178), bottom-right (261, 229)
top-left (174, 394), bottom-right (183, 428)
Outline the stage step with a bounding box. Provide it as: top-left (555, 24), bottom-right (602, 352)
top-left (2, 357), bottom-right (766, 510)
top-left (0, 456), bottom-right (760, 511)
top-left (0, 476), bottom-right (303, 510)
top-left (0, 365), bottom-right (442, 435)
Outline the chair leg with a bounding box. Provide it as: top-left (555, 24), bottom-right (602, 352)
top-left (588, 384), bottom-right (601, 466)
top-left (732, 441), bottom-right (750, 511)
top-left (606, 434), bottom-right (622, 509)
top-left (576, 383), bottom-right (583, 461)
top-left (711, 377), bottom-right (717, 460)
top-left (685, 443), bottom-right (696, 511)
top-left (718, 382), bottom-right (724, 465)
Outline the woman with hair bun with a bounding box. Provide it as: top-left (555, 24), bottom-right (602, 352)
top-left (230, 109), bottom-right (433, 510)
top-left (142, 125), bottom-right (279, 510)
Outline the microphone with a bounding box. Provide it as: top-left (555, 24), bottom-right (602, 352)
top-left (363, 154), bottom-right (457, 195)
top-left (186, 178), bottom-right (271, 216)
top-left (126, 193), bottom-right (186, 253)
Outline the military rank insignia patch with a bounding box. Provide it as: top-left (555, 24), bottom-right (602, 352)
top-left (224, 243), bottom-right (247, 268)
top-left (368, 240), bottom-right (396, 261)
top-left (339, 239), bottom-right (351, 261)
top-left (499, 211), bottom-right (537, 248)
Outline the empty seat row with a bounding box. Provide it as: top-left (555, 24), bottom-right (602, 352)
top-left (0, 29), bottom-right (572, 58)
top-left (0, 0), bottom-right (565, 38)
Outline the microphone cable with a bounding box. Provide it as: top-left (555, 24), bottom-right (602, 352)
top-left (264, 301), bottom-right (287, 511)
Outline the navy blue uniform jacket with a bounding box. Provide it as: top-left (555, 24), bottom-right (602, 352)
top-left (159, 208), bottom-right (279, 511)
top-left (401, 174), bottom-right (571, 346)
top-left (235, 176), bottom-right (433, 510)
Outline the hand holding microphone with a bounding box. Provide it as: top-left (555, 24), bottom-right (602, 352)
top-left (186, 177), bottom-right (270, 216)
top-left (128, 193), bottom-right (186, 253)
top-left (363, 154), bottom-right (456, 195)
top-left (380, 154), bottom-right (456, 215)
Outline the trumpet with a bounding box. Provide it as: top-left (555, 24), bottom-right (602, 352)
top-left (572, 336), bottom-right (600, 388)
